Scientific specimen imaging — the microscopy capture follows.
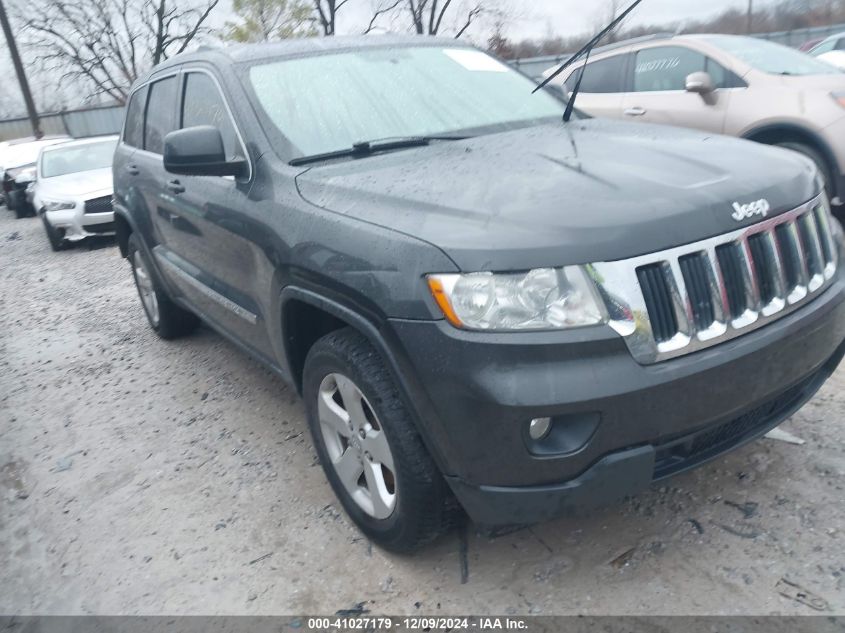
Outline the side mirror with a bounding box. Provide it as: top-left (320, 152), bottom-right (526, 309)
top-left (685, 71), bottom-right (715, 95)
top-left (163, 126), bottom-right (246, 177)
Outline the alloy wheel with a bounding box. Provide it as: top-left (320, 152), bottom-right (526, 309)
top-left (317, 373), bottom-right (397, 519)
top-left (132, 250), bottom-right (160, 326)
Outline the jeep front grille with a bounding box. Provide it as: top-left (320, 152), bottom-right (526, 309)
top-left (591, 194), bottom-right (838, 364)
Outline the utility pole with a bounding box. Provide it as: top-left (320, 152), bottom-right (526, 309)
top-left (747, 0), bottom-right (754, 34)
top-left (0, 0), bottom-right (41, 138)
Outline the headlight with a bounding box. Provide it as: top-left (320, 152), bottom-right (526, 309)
top-left (833, 92), bottom-right (845, 109)
top-left (44, 200), bottom-right (76, 211)
top-left (427, 266), bottom-right (606, 331)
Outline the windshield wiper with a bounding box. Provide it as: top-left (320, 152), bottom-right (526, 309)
top-left (533, 0), bottom-right (645, 123)
top-left (289, 135), bottom-right (469, 166)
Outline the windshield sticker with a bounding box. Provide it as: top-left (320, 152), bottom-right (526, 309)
top-left (443, 49), bottom-right (509, 72)
top-left (636, 57), bottom-right (682, 74)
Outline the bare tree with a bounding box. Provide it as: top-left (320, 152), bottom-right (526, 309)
top-left (486, 18), bottom-right (513, 57)
top-left (364, 0), bottom-right (403, 34)
top-left (406, 0), bottom-right (484, 37)
top-left (15, 0), bottom-right (220, 105)
top-left (225, 0), bottom-right (315, 42)
top-left (313, 0), bottom-right (350, 35)
top-left (593, 0), bottom-right (620, 42)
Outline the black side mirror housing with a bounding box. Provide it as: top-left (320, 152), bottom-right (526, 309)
top-left (163, 126), bottom-right (246, 177)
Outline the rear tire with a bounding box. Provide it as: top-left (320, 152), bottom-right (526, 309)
top-left (41, 214), bottom-right (67, 251)
top-left (303, 327), bottom-right (460, 552)
top-left (10, 192), bottom-right (26, 218)
top-left (127, 233), bottom-right (199, 339)
top-left (5, 190), bottom-right (17, 213)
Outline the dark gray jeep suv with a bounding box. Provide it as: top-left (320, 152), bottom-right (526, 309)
top-left (113, 35), bottom-right (845, 552)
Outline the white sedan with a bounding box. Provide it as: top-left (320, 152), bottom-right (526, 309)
top-left (34, 136), bottom-right (118, 251)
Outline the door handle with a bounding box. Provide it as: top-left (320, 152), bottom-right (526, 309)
top-left (625, 107), bottom-right (647, 117)
top-left (166, 179), bottom-right (185, 195)
top-left (126, 164), bottom-right (140, 175)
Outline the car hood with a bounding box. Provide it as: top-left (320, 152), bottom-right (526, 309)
top-left (295, 119), bottom-right (819, 271)
top-left (37, 167), bottom-right (113, 199)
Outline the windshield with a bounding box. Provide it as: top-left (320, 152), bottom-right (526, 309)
top-left (4, 138), bottom-right (67, 169)
top-left (705, 35), bottom-right (842, 76)
top-left (248, 46), bottom-right (565, 158)
top-left (41, 139), bottom-right (118, 178)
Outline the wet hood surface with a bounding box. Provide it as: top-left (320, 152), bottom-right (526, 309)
top-left (295, 119), bottom-right (819, 271)
top-left (36, 168), bottom-right (113, 199)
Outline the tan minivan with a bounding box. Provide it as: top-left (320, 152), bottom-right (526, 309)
top-left (547, 34), bottom-right (845, 206)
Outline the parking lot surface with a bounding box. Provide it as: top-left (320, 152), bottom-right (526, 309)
top-left (1, 208), bottom-right (844, 616)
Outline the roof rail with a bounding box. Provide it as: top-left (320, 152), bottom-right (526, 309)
top-left (590, 32), bottom-right (675, 57)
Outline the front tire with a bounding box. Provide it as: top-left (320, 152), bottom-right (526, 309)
top-left (303, 328), bottom-right (459, 552)
top-left (127, 233), bottom-right (199, 339)
top-left (41, 214), bottom-right (67, 251)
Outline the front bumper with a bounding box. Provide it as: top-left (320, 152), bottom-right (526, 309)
top-left (387, 272), bottom-right (845, 526)
top-left (44, 207), bottom-right (114, 241)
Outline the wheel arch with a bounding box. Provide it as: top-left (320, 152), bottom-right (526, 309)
top-left (742, 122), bottom-right (840, 197)
top-left (113, 206), bottom-right (136, 258)
top-left (280, 287), bottom-right (388, 395)
top-left (279, 286), bottom-right (454, 476)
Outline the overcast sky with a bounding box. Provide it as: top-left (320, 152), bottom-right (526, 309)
top-left (330, 0), bottom-right (768, 41)
top-left (521, 0), bottom-right (758, 39)
top-left (1, 0), bottom-right (772, 116)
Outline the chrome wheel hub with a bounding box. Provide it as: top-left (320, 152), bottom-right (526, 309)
top-left (132, 250), bottom-right (160, 326)
top-left (317, 373), bottom-right (397, 519)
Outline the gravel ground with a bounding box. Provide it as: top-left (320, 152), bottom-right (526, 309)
top-left (1, 207), bottom-right (844, 616)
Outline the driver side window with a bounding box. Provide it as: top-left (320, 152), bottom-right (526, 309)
top-left (181, 72), bottom-right (243, 162)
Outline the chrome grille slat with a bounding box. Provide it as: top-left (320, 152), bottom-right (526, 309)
top-left (776, 222), bottom-right (809, 304)
top-left (753, 230), bottom-right (787, 317)
top-left (636, 264), bottom-right (678, 344)
top-left (714, 242), bottom-right (753, 324)
top-left (813, 205), bottom-right (838, 279)
top-left (798, 212), bottom-right (826, 292)
top-left (703, 246), bottom-right (730, 331)
top-left (679, 253), bottom-right (713, 331)
top-left (665, 259), bottom-right (693, 343)
top-left (593, 194), bottom-right (838, 365)
top-left (735, 237), bottom-right (762, 327)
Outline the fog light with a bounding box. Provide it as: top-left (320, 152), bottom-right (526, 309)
top-left (528, 417), bottom-right (552, 440)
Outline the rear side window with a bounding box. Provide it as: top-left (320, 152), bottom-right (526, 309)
top-left (838, 38), bottom-right (845, 51)
top-left (181, 72), bottom-right (241, 161)
top-left (144, 76), bottom-right (178, 154)
top-left (565, 56), bottom-right (627, 93)
top-left (123, 86), bottom-right (148, 149)
top-left (634, 47), bottom-right (708, 92)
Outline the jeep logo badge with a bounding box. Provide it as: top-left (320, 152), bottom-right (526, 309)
top-left (732, 199), bottom-right (771, 222)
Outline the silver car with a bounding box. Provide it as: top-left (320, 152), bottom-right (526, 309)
top-left (34, 136), bottom-right (118, 251)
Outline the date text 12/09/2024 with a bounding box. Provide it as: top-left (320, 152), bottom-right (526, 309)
top-left (305, 617), bottom-right (529, 630)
